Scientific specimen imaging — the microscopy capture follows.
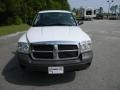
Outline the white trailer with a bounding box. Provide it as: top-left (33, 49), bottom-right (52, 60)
top-left (84, 8), bottom-right (96, 20)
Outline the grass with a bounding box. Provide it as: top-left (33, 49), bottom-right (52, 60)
top-left (0, 24), bottom-right (30, 36)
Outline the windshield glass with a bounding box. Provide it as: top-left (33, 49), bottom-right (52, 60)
top-left (33, 12), bottom-right (77, 26)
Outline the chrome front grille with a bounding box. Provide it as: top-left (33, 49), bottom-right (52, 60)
top-left (58, 45), bottom-right (78, 50)
top-left (58, 51), bottom-right (78, 58)
top-left (30, 43), bottom-right (79, 60)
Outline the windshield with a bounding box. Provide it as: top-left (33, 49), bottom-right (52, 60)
top-left (33, 12), bottom-right (77, 26)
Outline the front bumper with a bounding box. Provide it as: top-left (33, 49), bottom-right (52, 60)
top-left (17, 51), bottom-right (93, 72)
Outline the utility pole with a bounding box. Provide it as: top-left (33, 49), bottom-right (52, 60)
top-left (107, 0), bottom-right (114, 19)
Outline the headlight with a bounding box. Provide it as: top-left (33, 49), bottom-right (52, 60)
top-left (80, 41), bottom-right (92, 53)
top-left (17, 42), bottom-right (29, 54)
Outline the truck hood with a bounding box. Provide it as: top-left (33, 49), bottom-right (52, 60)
top-left (26, 26), bottom-right (91, 43)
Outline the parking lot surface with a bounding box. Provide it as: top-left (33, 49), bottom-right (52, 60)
top-left (0, 20), bottom-right (120, 90)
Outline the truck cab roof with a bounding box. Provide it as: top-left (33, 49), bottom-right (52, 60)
top-left (38, 10), bottom-right (71, 14)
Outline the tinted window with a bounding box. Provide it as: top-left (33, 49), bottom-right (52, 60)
top-left (33, 12), bottom-right (77, 26)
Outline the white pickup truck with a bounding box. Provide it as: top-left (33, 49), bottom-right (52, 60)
top-left (17, 10), bottom-right (93, 74)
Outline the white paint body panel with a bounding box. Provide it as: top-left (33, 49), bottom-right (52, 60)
top-left (19, 26), bottom-right (91, 43)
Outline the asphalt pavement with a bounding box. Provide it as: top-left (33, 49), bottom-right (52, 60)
top-left (0, 20), bottom-right (120, 90)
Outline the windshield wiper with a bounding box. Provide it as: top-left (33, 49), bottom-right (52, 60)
top-left (46, 23), bottom-right (73, 26)
top-left (33, 23), bottom-right (73, 27)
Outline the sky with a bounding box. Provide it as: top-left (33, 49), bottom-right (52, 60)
top-left (68, 0), bottom-right (120, 12)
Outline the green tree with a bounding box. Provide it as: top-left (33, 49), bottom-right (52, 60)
top-left (0, 0), bottom-right (70, 25)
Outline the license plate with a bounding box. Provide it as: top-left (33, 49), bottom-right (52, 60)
top-left (48, 66), bottom-right (64, 74)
